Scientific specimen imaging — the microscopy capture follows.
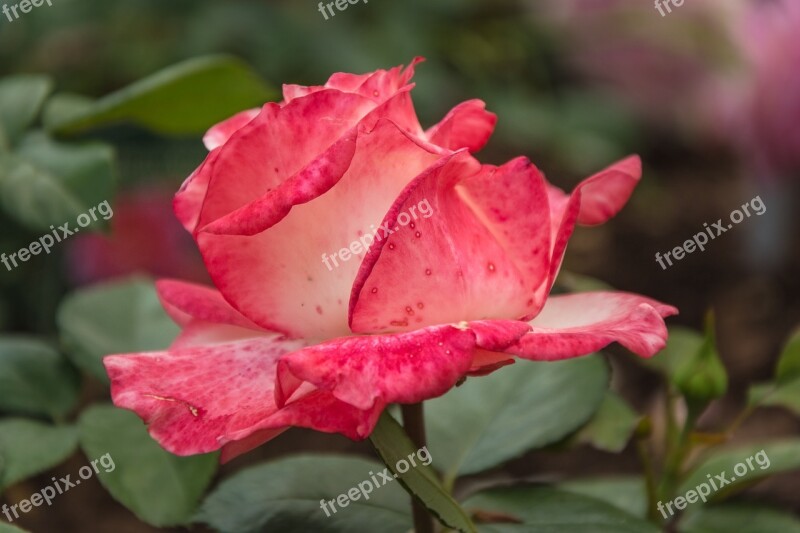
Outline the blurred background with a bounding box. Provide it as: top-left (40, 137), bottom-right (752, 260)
top-left (1, 0), bottom-right (798, 530)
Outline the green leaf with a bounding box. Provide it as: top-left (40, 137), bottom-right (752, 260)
top-left (78, 404), bottom-right (217, 527)
top-left (0, 419), bottom-right (78, 490)
top-left (0, 522), bottom-right (29, 533)
top-left (646, 321), bottom-right (727, 403)
top-left (776, 328), bottom-right (800, 383)
top-left (369, 412), bottom-right (476, 532)
top-left (48, 55), bottom-right (275, 136)
top-left (573, 392), bottom-right (639, 453)
top-left (0, 337), bottom-right (80, 419)
top-left (196, 455), bottom-right (412, 533)
top-left (57, 277), bottom-right (180, 382)
top-left (560, 478), bottom-right (648, 519)
top-left (0, 75), bottom-right (53, 145)
top-left (748, 328), bottom-right (800, 415)
top-left (426, 356), bottom-right (609, 482)
top-left (0, 132), bottom-right (115, 232)
top-left (554, 271), bottom-right (614, 293)
top-left (41, 94), bottom-right (95, 132)
top-left (678, 440), bottom-right (800, 499)
top-left (679, 504), bottom-right (800, 533)
top-left (463, 486), bottom-right (659, 533)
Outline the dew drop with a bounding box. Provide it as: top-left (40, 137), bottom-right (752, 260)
top-left (373, 90), bottom-right (379, 97)
top-left (409, 222), bottom-right (416, 229)
top-left (371, 287), bottom-right (378, 294)
top-left (415, 231), bottom-right (421, 238)
top-left (417, 302), bottom-right (424, 309)
top-left (388, 244), bottom-right (396, 250)
top-left (405, 306), bottom-right (414, 315)
top-left (487, 262), bottom-right (496, 272)
top-left (315, 305), bottom-right (323, 315)
top-left (425, 269), bottom-right (432, 276)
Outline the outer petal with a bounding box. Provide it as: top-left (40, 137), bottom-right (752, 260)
top-left (104, 335), bottom-right (381, 462)
top-left (276, 320), bottom-right (529, 411)
top-left (197, 120), bottom-right (449, 340)
top-left (425, 99), bottom-right (497, 153)
top-left (202, 108), bottom-right (260, 151)
top-left (350, 154), bottom-right (551, 333)
top-left (156, 279), bottom-right (261, 331)
top-left (547, 155), bottom-right (642, 289)
top-left (507, 292), bottom-right (678, 361)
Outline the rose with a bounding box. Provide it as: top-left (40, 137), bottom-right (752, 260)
top-left (105, 60), bottom-right (676, 462)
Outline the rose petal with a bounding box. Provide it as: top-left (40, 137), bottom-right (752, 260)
top-left (156, 279), bottom-right (261, 330)
top-left (276, 324), bottom-right (478, 411)
top-left (425, 99), bottom-right (497, 153)
top-left (202, 108), bottom-right (261, 151)
top-left (105, 335), bottom-right (381, 461)
top-left (350, 155), bottom-right (551, 333)
top-left (507, 291), bottom-right (678, 361)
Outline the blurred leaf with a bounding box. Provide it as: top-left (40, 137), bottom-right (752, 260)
top-left (48, 55), bottom-right (275, 136)
top-left (58, 277), bottom-right (180, 383)
top-left (0, 337), bottom-right (80, 419)
top-left (555, 271), bottom-right (614, 293)
top-left (0, 522), bottom-right (28, 532)
top-left (78, 404), bottom-right (218, 527)
top-left (574, 392), bottom-right (639, 453)
top-left (678, 440), bottom-right (800, 499)
top-left (747, 329), bottom-right (800, 415)
top-left (0, 75), bottom-right (53, 145)
top-left (560, 477), bottom-right (648, 519)
top-left (42, 94), bottom-right (95, 132)
top-left (370, 412), bottom-right (476, 533)
top-left (0, 419), bottom-right (78, 490)
top-left (679, 504), bottom-right (800, 533)
top-left (776, 329), bottom-right (800, 382)
top-left (463, 486), bottom-right (659, 533)
top-left (646, 320), bottom-right (727, 404)
top-left (0, 132), bottom-right (115, 232)
top-left (426, 356), bottom-right (608, 482)
top-left (196, 455), bottom-right (411, 533)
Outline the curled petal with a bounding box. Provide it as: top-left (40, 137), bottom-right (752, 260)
top-left (425, 99), bottom-right (497, 153)
top-left (508, 292), bottom-right (678, 361)
top-left (350, 155), bottom-right (551, 333)
top-left (276, 325), bottom-right (478, 411)
top-left (202, 108), bottom-right (260, 151)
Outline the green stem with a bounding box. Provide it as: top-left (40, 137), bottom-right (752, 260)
top-left (401, 403), bottom-right (435, 533)
top-left (659, 403), bottom-right (701, 501)
top-left (635, 431), bottom-right (659, 522)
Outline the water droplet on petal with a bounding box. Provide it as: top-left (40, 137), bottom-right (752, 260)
top-left (371, 287), bottom-right (378, 294)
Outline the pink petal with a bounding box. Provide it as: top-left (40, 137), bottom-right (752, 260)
top-left (156, 279), bottom-right (261, 331)
top-left (202, 108), bottom-right (261, 151)
top-left (350, 155), bottom-right (551, 333)
top-left (197, 119), bottom-right (448, 340)
top-left (276, 324), bottom-right (479, 411)
top-left (508, 292), bottom-right (678, 361)
top-left (105, 335), bottom-right (381, 461)
top-left (425, 99), bottom-right (497, 153)
top-left (546, 156), bottom-right (642, 289)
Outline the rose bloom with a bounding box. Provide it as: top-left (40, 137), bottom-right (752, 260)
top-left (105, 60), bottom-right (676, 462)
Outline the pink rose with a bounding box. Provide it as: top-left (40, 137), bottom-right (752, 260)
top-left (105, 60), bottom-right (676, 462)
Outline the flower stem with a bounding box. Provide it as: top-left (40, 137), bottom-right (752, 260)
top-left (401, 403), bottom-right (435, 533)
